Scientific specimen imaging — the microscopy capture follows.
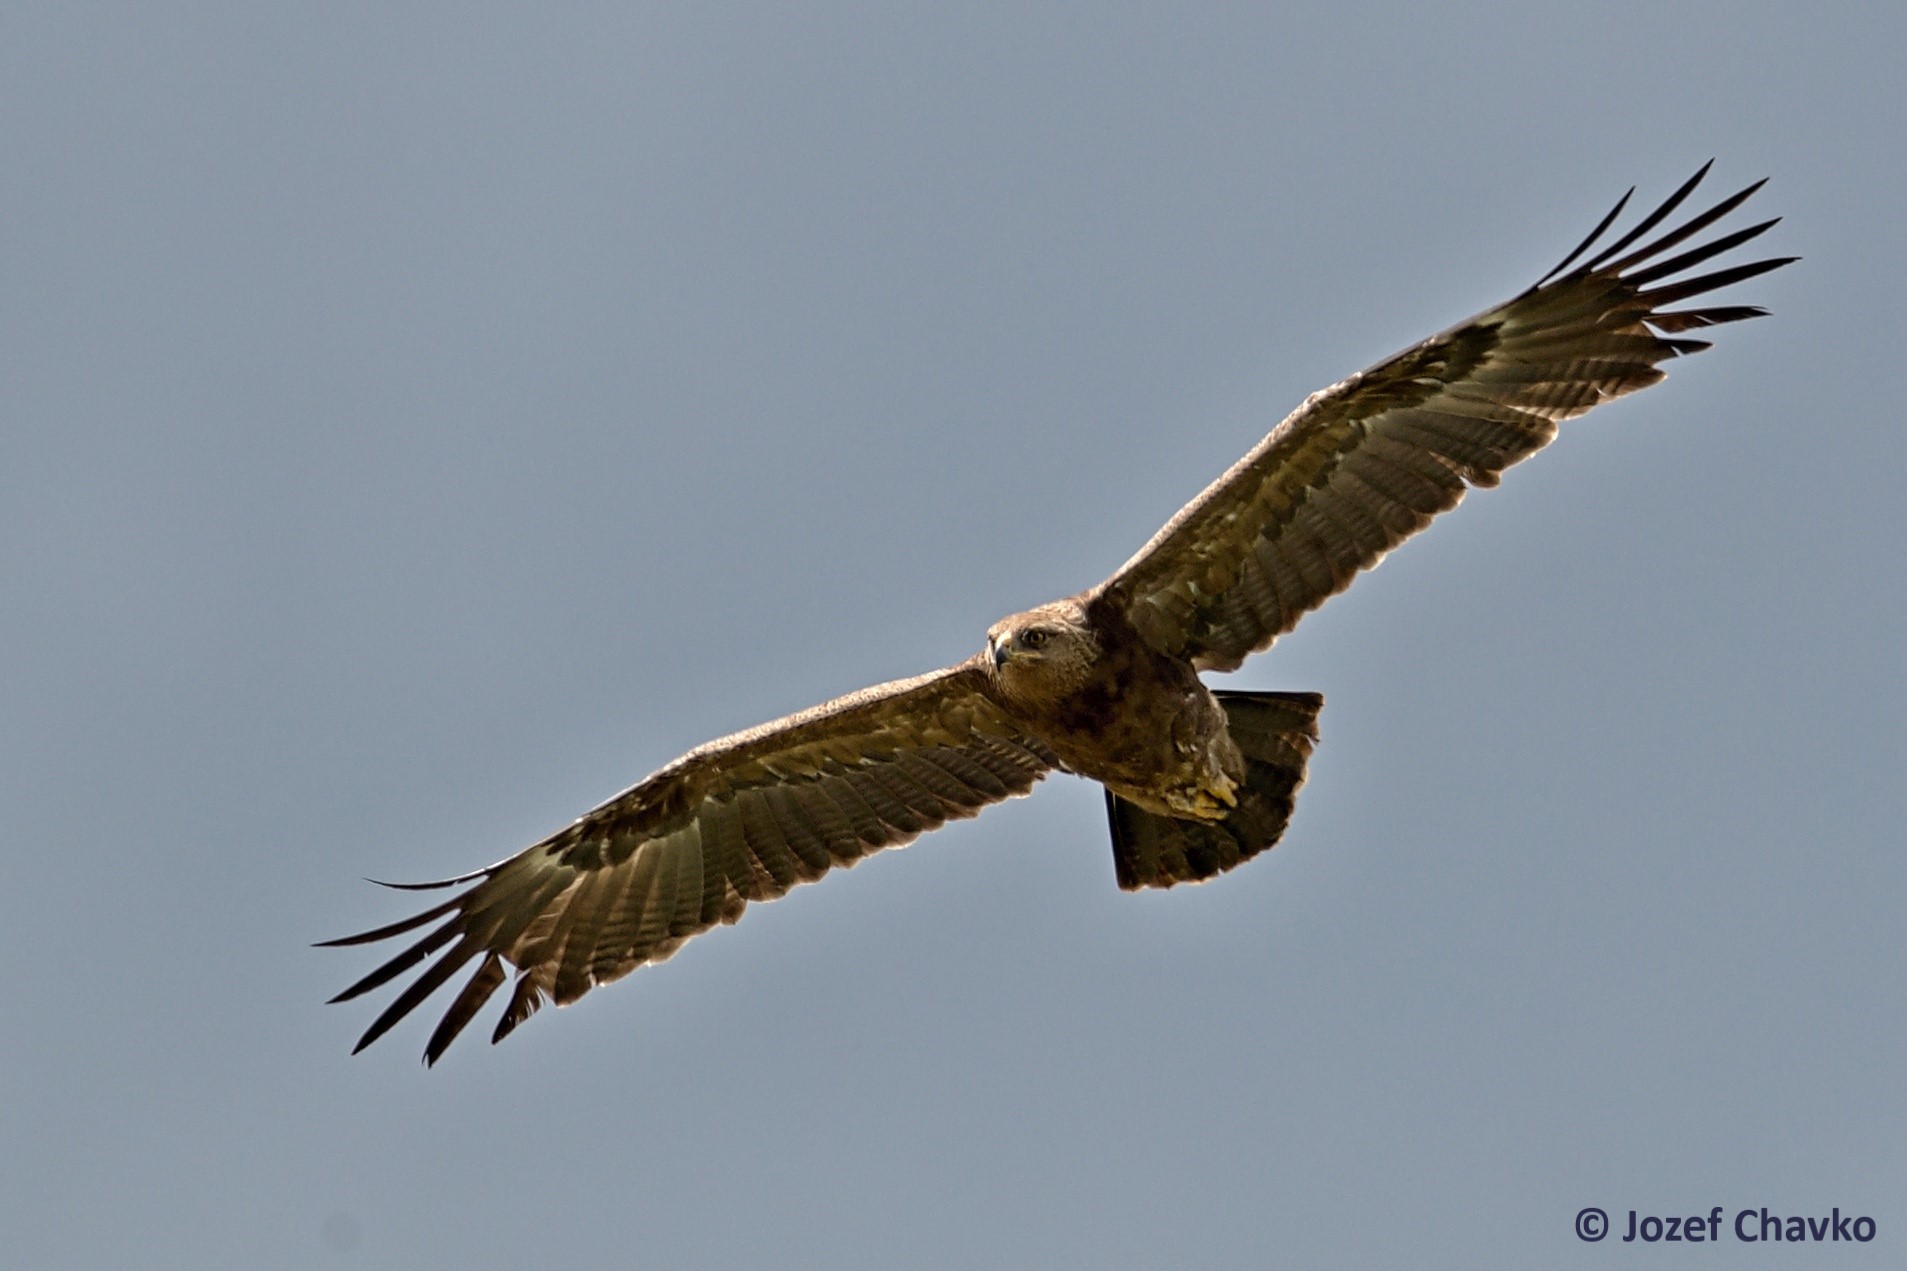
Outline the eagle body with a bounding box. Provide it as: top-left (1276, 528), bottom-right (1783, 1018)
top-left (327, 167), bottom-right (1793, 1063)
top-left (985, 592), bottom-right (1245, 820)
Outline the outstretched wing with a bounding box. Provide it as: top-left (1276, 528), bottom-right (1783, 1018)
top-left (324, 659), bottom-right (1053, 1063)
top-left (1105, 165), bottom-right (1795, 672)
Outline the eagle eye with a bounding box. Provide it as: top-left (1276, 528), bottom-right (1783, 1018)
top-left (1021, 628), bottom-right (1049, 649)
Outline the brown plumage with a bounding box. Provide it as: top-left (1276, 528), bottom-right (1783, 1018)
top-left (326, 166), bottom-right (1793, 1062)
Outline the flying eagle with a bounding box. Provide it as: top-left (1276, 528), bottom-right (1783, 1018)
top-left (327, 166), bottom-right (1792, 1063)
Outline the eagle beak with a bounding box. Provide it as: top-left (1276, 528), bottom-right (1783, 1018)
top-left (990, 635), bottom-right (1009, 670)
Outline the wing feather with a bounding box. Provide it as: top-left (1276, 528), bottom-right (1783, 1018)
top-left (815, 773), bottom-right (889, 850)
top-left (787, 782), bottom-right (864, 864)
top-left (1105, 168), bottom-right (1793, 670)
top-left (586, 850), bottom-right (651, 982)
top-left (618, 836), bottom-right (676, 959)
top-left (758, 785), bottom-right (836, 877)
top-left (324, 660), bottom-right (1052, 1061)
top-left (549, 867), bottom-right (621, 1005)
top-left (735, 791), bottom-right (804, 892)
top-left (423, 952), bottom-right (506, 1064)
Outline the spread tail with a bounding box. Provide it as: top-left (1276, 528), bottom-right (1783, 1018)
top-left (1105, 690), bottom-right (1322, 890)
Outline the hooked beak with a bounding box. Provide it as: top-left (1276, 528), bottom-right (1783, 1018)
top-left (989, 635), bottom-right (1010, 670)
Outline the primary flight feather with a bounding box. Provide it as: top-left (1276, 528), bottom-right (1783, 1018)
top-left (326, 165), bottom-right (1792, 1062)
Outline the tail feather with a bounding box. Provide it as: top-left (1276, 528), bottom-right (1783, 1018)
top-left (1106, 690), bottom-right (1322, 891)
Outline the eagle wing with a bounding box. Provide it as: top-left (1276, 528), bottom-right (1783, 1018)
top-left (1104, 165), bottom-right (1795, 672)
top-left (324, 659), bottom-right (1053, 1062)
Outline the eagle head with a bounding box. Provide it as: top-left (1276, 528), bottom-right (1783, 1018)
top-left (985, 599), bottom-right (1100, 698)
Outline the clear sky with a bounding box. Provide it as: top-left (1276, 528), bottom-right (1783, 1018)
top-left (4, 3), bottom-right (1901, 1267)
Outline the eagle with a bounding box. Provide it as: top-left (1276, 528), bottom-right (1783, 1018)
top-left (327, 165), bottom-right (1792, 1063)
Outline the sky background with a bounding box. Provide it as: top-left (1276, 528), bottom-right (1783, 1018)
top-left (3, 3), bottom-right (1902, 1267)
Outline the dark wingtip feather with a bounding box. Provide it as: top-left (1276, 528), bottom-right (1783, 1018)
top-left (314, 893), bottom-right (464, 948)
top-left (1659, 337), bottom-right (1714, 357)
top-left (1644, 305), bottom-right (1770, 332)
top-left (1623, 217), bottom-right (1782, 287)
top-left (369, 867), bottom-right (493, 891)
top-left (424, 954), bottom-right (508, 1066)
top-left (1637, 256), bottom-right (1799, 307)
top-left (1576, 161), bottom-right (1715, 275)
top-left (491, 973), bottom-right (548, 1045)
top-left (347, 940), bottom-right (482, 1054)
top-left (327, 916), bottom-right (461, 1003)
top-left (1600, 177), bottom-right (1771, 278)
top-left (1537, 184), bottom-right (1634, 286)
top-left (351, 1009), bottom-right (398, 1055)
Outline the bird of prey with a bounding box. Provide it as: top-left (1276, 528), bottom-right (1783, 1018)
top-left (327, 165), bottom-right (1791, 1063)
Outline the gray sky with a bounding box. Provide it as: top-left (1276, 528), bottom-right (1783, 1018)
top-left (4, 3), bottom-right (1901, 1267)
